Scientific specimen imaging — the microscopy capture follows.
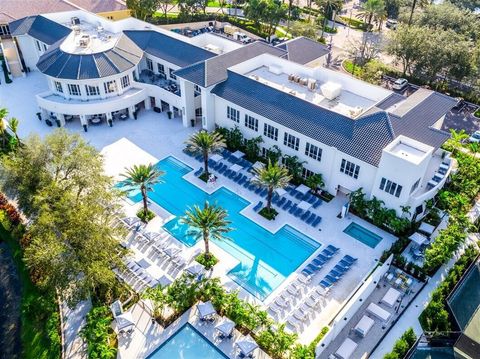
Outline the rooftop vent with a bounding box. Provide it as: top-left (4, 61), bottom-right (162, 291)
top-left (71, 17), bottom-right (80, 26)
top-left (79, 35), bottom-right (90, 47)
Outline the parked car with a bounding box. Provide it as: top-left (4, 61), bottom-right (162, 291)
top-left (386, 19), bottom-right (398, 30)
top-left (392, 78), bottom-right (408, 91)
top-left (469, 130), bottom-right (480, 143)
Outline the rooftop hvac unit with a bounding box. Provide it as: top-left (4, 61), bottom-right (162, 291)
top-left (300, 77), bottom-right (308, 86)
top-left (73, 26), bottom-right (81, 35)
top-left (79, 35), bottom-right (90, 47)
top-left (288, 74), bottom-right (295, 82)
top-left (71, 17), bottom-right (80, 26)
top-left (268, 65), bottom-right (282, 75)
top-left (307, 78), bottom-right (316, 91)
top-left (321, 82), bottom-right (341, 100)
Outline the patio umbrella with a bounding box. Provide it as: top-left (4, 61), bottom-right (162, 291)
top-left (232, 150), bottom-right (245, 159)
top-left (122, 216), bottom-right (140, 227)
top-left (143, 231), bottom-right (160, 241)
top-left (215, 318), bottom-right (235, 337)
top-left (156, 274), bottom-right (173, 287)
top-left (298, 200), bottom-right (312, 211)
top-left (164, 247), bottom-right (180, 258)
top-left (252, 161), bottom-right (265, 171)
top-left (295, 184), bottom-right (310, 195)
top-left (197, 301), bottom-right (216, 320)
top-left (409, 232), bottom-right (428, 246)
top-left (116, 312), bottom-right (135, 331)
top-left (229, 163), bottom-right (243, 172)
top-left (186, 263), bottom-right (205, 276)
top-left (210, 154), bottom-right (223, 162)
top-left (275, 188), bottom-right (287, 197)
top-left (236, 335), bottom-right (258, 356)
top-left (137, 258), bottom-right (151, 269)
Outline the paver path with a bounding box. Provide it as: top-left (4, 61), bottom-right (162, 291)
top-left (62, 299), bottom-right (92, 359)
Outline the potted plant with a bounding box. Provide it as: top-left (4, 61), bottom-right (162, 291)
top-left (36, 112), bottom-right (42, 121)
top-left (55, 118), bottom-right (61, 127)
top-left (83, 124), bottom-right (88, 132)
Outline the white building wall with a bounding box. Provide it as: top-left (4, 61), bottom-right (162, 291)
top-left (14, 35), bottom-right (43, 72)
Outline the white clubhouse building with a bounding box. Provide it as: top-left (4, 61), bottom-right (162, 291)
top-left (8, 10), bottom-right (457, 219)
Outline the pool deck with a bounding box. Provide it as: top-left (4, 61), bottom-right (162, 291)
top-left (116, 301), bottom-right (271, 359)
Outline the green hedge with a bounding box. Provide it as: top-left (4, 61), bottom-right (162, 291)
top-left (339, 16), bottom-right (368, 31)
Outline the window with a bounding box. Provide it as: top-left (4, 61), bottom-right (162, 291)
top-left (227, 106), bottom-right (239, 123)
top-left (104, 80), bottom-right (116, 94)
top-left (35, 40), bottom-right (42, 51)
top-left (410, 178), bottom-right (421, 194)
top-left (379, 177), bottom-right (403, 198)
top-left (244, 115), bottom-right (258, 131)
top-left (305, 142), bottom-right (322, 162)
top-left (157, 63), bottom-right (165, 74)
top-left (43, 43), bottom-right (47, 51)
top-left (264, 124), bottom-right (278, 141)
top-left (284, 132), bottom-right (299, 150)
top-left (120, 75), bottom-right (130, 88)
top-left (302, 167), bottom-right (315, 179)
top-left (85, 85), bottom-right (99, 96)
top-left (54, 81), bottom-right (63, 93)
top-left (146, 58), bottom-right (153, 71)
top-left (340, 159), bottom-right (360, 179)
top-left (194, 84), bottom-right (201, 96)
top-left (169, 68), bottom-right (176, 80)
top-left (0, 24), bottom-right (10, 36)
top-left (67, 84), bottom-right (81, 96)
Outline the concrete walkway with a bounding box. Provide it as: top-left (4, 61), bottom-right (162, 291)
top-left (62, 299), bottom-right (92, 359)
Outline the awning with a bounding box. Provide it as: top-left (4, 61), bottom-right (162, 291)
top-left (419, 222), bottom-right (435, 235)
top-left (295, 184), bottom-right (310, 194)
top-left (232, 150), bottom-right (245, 159)
top-left (236, 335), bottom-right (258, 356)
top-left (210, 154), bottom-right (223, 162)
top-left (381, 288), bottom-right (401, 308)
top-left (197, 301), bottom-right (216, 319)
top-left (275, 188), bottom-right (287, 197)
top-left (298, 200), bottom-right (312, 211)
top-left (230, 163), bottom-right (243, 172)
top-left (335, 338), bottom-right (358, 359)
top-left (116, 311), bottom-right (135, 331)
top-left (215, 318), bottom-right (235, 336)
top-left (409, 232), bottom-right (428, 246)
top-left (354, 315), bottom-right (374, 337)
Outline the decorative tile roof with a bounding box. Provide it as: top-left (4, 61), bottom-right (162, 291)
top-left (123, 30), bottom-right (216, 68)
top-left (276, 37), bottom-right (330, 65)
top-left (9, 15), bottom-right (71, 45)
top-left (36, 34), bottom-right (143, 79)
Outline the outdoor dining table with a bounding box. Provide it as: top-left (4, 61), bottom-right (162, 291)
top-left (230, 163), bottom-right (243, 172)
top-left (232, 150), bottom-right (245, 159)
top-left (210, 153), bottom-right (223, 162)
top-left (298, 200), bottom-right (312, 211)
top-left (295, 184), bottom-right (310, 195)
top-left (197, 300), bottom-right (216, 320)
top-left (236, 335), bottom-right (258, 357)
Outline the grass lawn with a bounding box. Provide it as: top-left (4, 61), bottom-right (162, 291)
top-left (342, 59), bottom-right (364, 78)
top-left (0, 217), bottom-right (60, 359)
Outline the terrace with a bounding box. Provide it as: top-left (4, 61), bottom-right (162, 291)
top-left (137, 70), bottom-right (182, 97)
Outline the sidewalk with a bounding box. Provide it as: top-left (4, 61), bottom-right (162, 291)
top-left (62, 299), bottom-right (92, 359)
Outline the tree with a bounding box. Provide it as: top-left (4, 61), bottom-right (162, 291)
top-left (8, 117), bottom-right (20, 144)
top-left (177, 0), bottom-right (200, 19)
top-left (0, 129), bottom-right (127, 303)
top-left (315, 0), bottom-right (343, 39)
top-left (450, 0), bottom-right (480, 11)
top-left (407, 0), bottom-right (430, 26)
top-left (252, 160), bottom-right (292, 210)
top-left (0, 107), bottom-right (8, 148)
top-left (265, 145), bottom-right (282, 164)
top-left (305, 173), bottom-right (324, 194)
top-left (185, 130), bottom-right (226, 178)
top-left (282, 155), bottom-right (306, 184)
top-left (356, 0), bottom-right (386, 30)
top-left (143, 286), bottom-right (166, 317)
top-left (386, 24), bottom-right (427, 75)
top-left (448, 129), bottom-right (469, 155)
top-left (469, 142), bottom-right (479, 157)
top-left (245, 136), bottom-right (263, 161)
top-left (126, 0), bottom-right (159, 20)
top-left (289, 21), bottom-right (318, 39)
top-left (244, 0), bottom-right (288, 38)
top-left (348, 35), bottom-right (381, 66)
top-left (181, 201), bottom-right (232, 259)
top-left (122, 164), bottom-right (164, 220)
top-left (158, 0), bottom-right (176, 19)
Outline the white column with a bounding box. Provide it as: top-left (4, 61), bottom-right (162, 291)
top-left (56, 113), bottom-right (66, 127)
top-left (201, 87), bottom-right (215, 131)
top-left (128, 106), bottom-right (135, 119)
top-left (179, 79), bottom-right (196, 127)
top-left (144, 97), bottom-right (152, 110)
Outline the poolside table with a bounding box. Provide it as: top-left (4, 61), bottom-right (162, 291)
top-left (229, 163), bottom-right (243, 172)
top-left (210, 154), bottom-right (223, 162)
top-left (197, 301), bottom-right (216, 320)
top-left (232, 150), bottom-right (245, 159)
top-left (295, 184), bottom-right (310, 195)
top-left (215, 318), bottom-right (235, 337)
top-left (298, 200), bottom-right (312, 211)
top-left (236, 335), bottom-right (258, 356)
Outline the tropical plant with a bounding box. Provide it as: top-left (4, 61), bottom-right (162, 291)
top-left (256, 324), bottom-right (297, 358)
top-left (122, 163), bottom-right (164, 220)
top-left (81, 305), bottom-right (117, 359)
top-left (143, 285), bottom-right (166, 317)
top-left (8, 117), bottom-right (20, 144)
top-left (447, 129), bottom-right (468, 155)
top-left (283, 155), bottom-right (306, 184)
top-left (305, 173), bottom-right (324, 194)
top-left (252, 160), bottom-right (292, 211)
top-left (0, 107), bottom-right (8, 148)
top-left (469, 142), bottom-right (479, 157)
top-left (265, 145), bottom-right (282, 164)
top-left (181, 201), bottom-right (232, 259)
top-left (356, 0), bottom-right (386, 30)
top-left (185, 130), bottom-right (226, 178)
top-left (245, 136), bottom-right (263, 162)
top-left (383, 328), bottom-right (417, 359)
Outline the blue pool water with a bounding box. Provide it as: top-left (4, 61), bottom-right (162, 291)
top-left (125, 156), bottom-right (319, 300)
top-left (147, 324), bottom-right (228, 359)
top-left (343, 222), bottom-right (382, 248)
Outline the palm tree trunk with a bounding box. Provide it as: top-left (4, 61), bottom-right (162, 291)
top-left (203, 151), bottom-right (209, 177)
top-left (203, 230), bottom-right (210, 257)
top-left (267, 187), bottom-right (273, 210)
top-left (408, 0), bottom-right (417, 26)
top-left (141, 185), bottom-right (148, 216)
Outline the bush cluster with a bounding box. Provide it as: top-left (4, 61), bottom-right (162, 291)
top-left (0, 192), bottom-right (21, 226)
top-left (383, 328), bottom-right (417, 359)
top-left (81, 305), bottom-right (117, 359)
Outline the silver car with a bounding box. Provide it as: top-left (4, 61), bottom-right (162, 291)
top-left (392, 78), bottom-right (408, 91)
top-left (469, 130), bottom-right (480, 143)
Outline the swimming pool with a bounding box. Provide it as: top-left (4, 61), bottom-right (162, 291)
top-left (343, 222), bottom-right (382, 248)
top-left (147, 324), bottom-right (227, 359)
top-left (126, 156), bottom-right (319, 300)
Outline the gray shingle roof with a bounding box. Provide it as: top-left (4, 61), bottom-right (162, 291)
top-left (9, 15), bottom-right (71, 45)
top-left (276, 37), bottom-right (330, 65)
top-left (175, 41), bottom-right (287, 87)
top-left (211, 71), bottom-right (396, 166)
top-left (376, 93), bottom-right (405, 110)
top-left (123, 30), bottom-right (216, 68)
top-left (37, 34), bottom-right (143, 79)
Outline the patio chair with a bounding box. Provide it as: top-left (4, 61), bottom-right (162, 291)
top-left (224, 169), bottom-right (232, 177)
top-left (295, 192), bottom-right (304, 200)
top-left (278, 197), bottom-right (287, 206)
top-left (312, 199), bottom-right (322, 209)
top-left (260, 189), bottom-right (268, 197)
top-left (301, 210), bottom-right (311, 221)
top-left (283, 200), bottom-right (292, 210)
top-left (307, 213), bottom-right (316, 224)
top-left (238, 177), bottom-right (247, 185)
top-left (312, 217), bottom-right (321, 227)
top-left (330, 269), bottom-right (344, 278)
top-left (287, 316), bottom-right (302, 331)
top-left (243, 180), bottom-right (250, 188)
top-left (288, 204), bottom-right (298, 214)
top-left (343, 255), bottom-right (358, 264)
top-left (302, 266), bottom-right (316, 277)
top-left (312, 257), bottom-right (326, 267)
top-left (326, 245), bottom-right (339, 253)
top-left (319, 279), bottom-right (333, 289)
top-left (255, 186), bottom-right (263, 194)
top-left (253, 201), bottom-right (263, 212)
top-left (325, 274), bottom-right (338, 283)
top-left (294, 208), bottom-right (303, 217)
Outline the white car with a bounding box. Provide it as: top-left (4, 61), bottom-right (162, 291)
top-left (392, 78), bottom-right (408, 91)
top-left (469, 130), bottom-right (480, 143)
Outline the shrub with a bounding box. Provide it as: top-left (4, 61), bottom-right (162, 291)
top-left (136, 208), bottom-right (155, 223)
top-left (195, 252), bottom-right (218, 269)
top-left (259, 207), bottom-right (278, 220)
top-left (383, 328), bottom-right (417, 359)
top-left (81, 305), bottom-right (117, 359)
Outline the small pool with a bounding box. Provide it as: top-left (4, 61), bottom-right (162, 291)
top-left (147, 324), bottom-right (228, 359)
top-left (123, 157), bottom-right (319, 300)
top-left (410, 347), bottom-right (454, 359)
top-left (343, 222), bottom-right (382, 248)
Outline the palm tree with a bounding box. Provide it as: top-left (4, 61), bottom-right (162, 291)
top-left (356, 0), bottom-right (385, 31)
top-left (122, 164), bottom-right (165, 220)
top-left (8, 117), bottom-right (20, 144)
top-left (252, 160), bottom-right (292, 211)
top-left (185, 130), bottom-right (226, 178)
top-left (283, 155), bottom-right (306, 184)
top-left (0, 108), bottom-right (8, 148)
top-left (181, 201), bottom-right (232, 259)
top-left (449, 129), bottom-right (468, 155)
top-left (305, 173), bottom-right (324, 194)
top-left (408, 0), bottom-right (430, 26)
